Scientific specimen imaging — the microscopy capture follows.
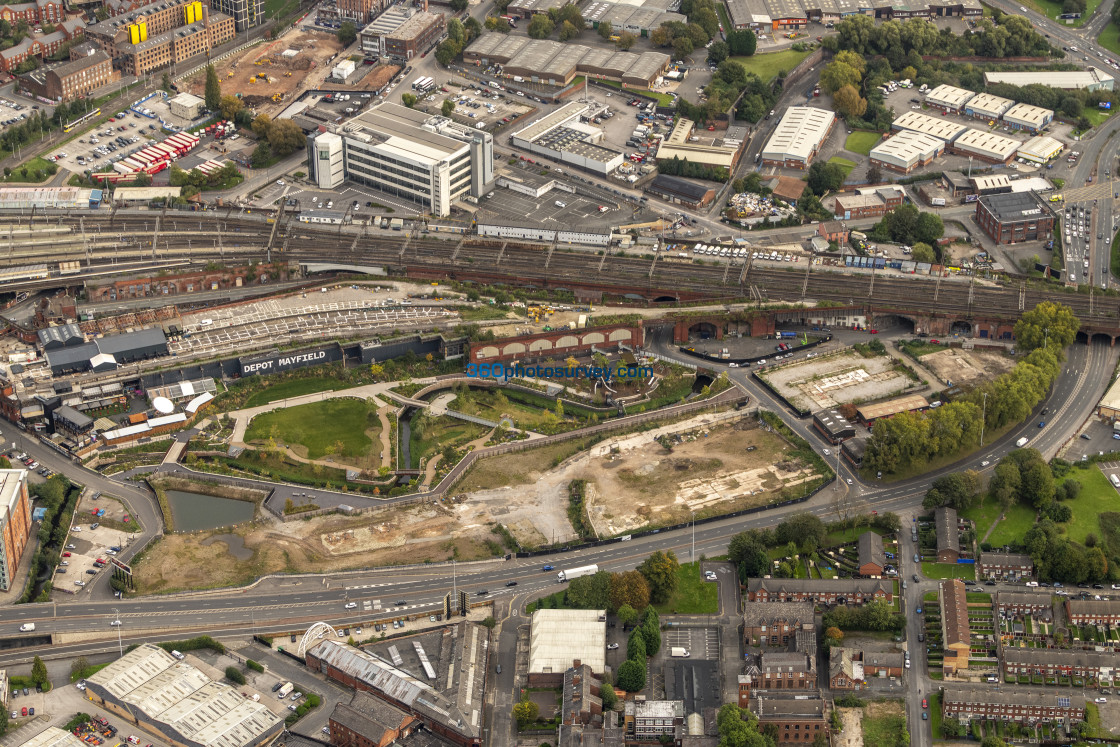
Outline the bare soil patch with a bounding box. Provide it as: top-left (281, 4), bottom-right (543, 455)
top-left (184, 29), bottom-right (343, 115)
top-left (920, 347), bottom-right (1015, 388)
top-left (837, 708), bottom-right (863, 747)
top-left (759, 350), bottom-right (917, 411)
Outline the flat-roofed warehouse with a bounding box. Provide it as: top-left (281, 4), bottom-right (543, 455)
top-left (656, 117), bottom-right (746, 171)
top-left (1098, 375), bottom-right (1120, 419)
top-left (760, 106), bottom-right (836, 169)
top-left (20, 728), bottom-right (89, 747)
top-left (529, 609), bottom-right (606, 686)
top-left (510, 101), bottom-right (624, 175)
top-left (869, 130), bottom-right (945, 173)
top-left (84, 643), bottom-right (283, 747)
top-left (890, 111), bottom-right (968, 142)
top-left (924, 84), bottom-right (977, 112)
top-left (646, 174), bottom-right (717, 208)
top-left (725, 0), bottom-right (771, 27)
top-left (1017, 134), bottom-right (1063, 163)
top-left (964, 92), bottom-right (1014, 120)
top-left (975, 190), bottom-right (1055, 245)
top-left (1001, 103), bottom-right (1055, 133)
top-left (949, 128), bottom-right (1020, 163)
top-left (462, 34), bottom-right (669, 87)
top-left (984, 68), bottom-right (1115, 91)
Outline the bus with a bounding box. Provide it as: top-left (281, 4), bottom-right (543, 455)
top-left (412, 76), bottom-right (434, 92)
top-left (63, 107), bottom-right (101, 133)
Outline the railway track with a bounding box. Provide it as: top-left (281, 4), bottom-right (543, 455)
top-left (4, 213), bottom-right (1120, 329)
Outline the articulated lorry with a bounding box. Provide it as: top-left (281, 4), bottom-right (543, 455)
top-left (557, 565), bottom-right (598, 583)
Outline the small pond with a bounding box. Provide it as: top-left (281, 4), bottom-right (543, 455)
top-left (165, 490), bottom-right (255, 532)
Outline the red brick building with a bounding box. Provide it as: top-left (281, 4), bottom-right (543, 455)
top-left (857, 531), bottom-right (887, 577)
top-left (978, 552), bottom-right (1033, 582)
top-left (749, 693), bottom-right (829, 743)
top-left (329, 692), bottom-right (419, 747)
top-left (0, 0), bottom-right (65, 28)
top-left (19, 50), bottom-right (116, 103)
top-left (1066, 599), bottom-right (1120, 626)
top-left (975, 191), bottom-right (1055, 245)
top-left (0, 470), bottom-right (32, 593)
top-left (942, 686), bottom-right (1085, 726)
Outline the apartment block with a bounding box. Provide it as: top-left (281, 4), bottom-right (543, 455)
top-left (0, 471), bottom-right (31, 592)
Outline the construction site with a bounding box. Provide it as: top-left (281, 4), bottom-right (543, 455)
top-left (185, 28), bottom-right (346, 113)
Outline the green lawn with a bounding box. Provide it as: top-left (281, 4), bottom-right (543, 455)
top-left (245, 398), bottom-right (379, 461)
top-left (2, 156), bottom-right (58, 183)
top-left (828, 156), bottom-right (857, 178)
top-left (1084, 107), bottom-right (1114, 127)
top-left (409, 415), bottom-right (486, 469)
top-left (1100, 20), bottom-right (1120, 57)
top-left (961, 496), bottom-right (1004, 541)
top-left (985, 503), bottom-right (1039, 548)
top-left (921, 562), bottom-right (976, 580)
top-left (1023, 0), bottom-right (1102, 27)
top-left (595, 78), bottom-right (676, 105)
top-left (861, 703), bottom-right (908, 747)
top-left (243, 376), bottom-right (362, 408)
top-left (1061, 466), bottom-right (1119, 544)
top-left (845, 131), bottom-right (881, 156)
top-left (654, 561), bottom-right (719, 615)
top-left (729, 48), bottom-right (813, 83)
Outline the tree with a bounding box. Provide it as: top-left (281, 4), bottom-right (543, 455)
top-left (819, 60), bottom-right (861, 94)
top-left (450, 0), bottom-right (468, 9)
top-left (673, 35), bottom-right (694, 57)
top-left (70, 656), bottom-right (90, 680)
top-left (559, 20), bottom-right (580, 40)
top-left (31, 655), bottom-right (48, 687)
top-left (616, 658), bottom-right (646, 693)
top-left (441, 99), bottom-right (455, 117)
top-left (775, 513), bottom-right (828, 552)
top-left (640, 606), bottom-right (661, 655)
top-left (252, 113), bottom-right (272, 140)
top-left (265, 119), bottom-right (304, 156)
top-left (219, 94), bottom-right (243, 121)
top-left (650, 25), bottom-right (672, 47)
top-left (598, 20), bottom-right (613, 38)
top-left (729, 530), bottom-right (771, 580)
top-left (133, 171), bottom-right (153, 187)
top-left (338, 21), bottom-right (357, 46)
top-left (528, 15), bottom-right (554, 38)
top-left (981, 737), bottom-right (1009, 747)
top-left (911, 242), bottom-right (936, 263)
top-left (627, 628), bottom-right (647, 660)
top-left (512, 696), bottom-right (539, 727)
top-left (566, 571), bottom-right (611, 609)
top-left (726, 29), bottom-right (756, 56)
top-left (806, 161), bottom-right (846, 196)
top-left (638, 550), bottom-right (679, 604)
top-left (1060, 96), bottom-right (1082, 118)
top-left (915, 212), bottom-right (944, 245)
top-left (600, 683), bottom-right (618, 711)
top-left (225, 666), bottom-right (246, 685)
top-left (402, 92), bottom-right (418, 108)
top-left (716, 704), bottom-right (767, 747)
top-left (161, 71), bottom-right (173, 92)
top-left (834, 85), bottom-right (867, 117)
top-left (617, 31), bottom-right (637, 49)
top-left (617, 604), bottom-right (640, 627)
top-left (609, 570), bottom-right (651, 613)
top-left (1013, 301), bottom-right (1079, 352)
top-left (707, 40), bottom-right (729, 64)
top-left (824, 626), bottom-right (844, 647)
top-left (204, 64), bottom-right (221, 110)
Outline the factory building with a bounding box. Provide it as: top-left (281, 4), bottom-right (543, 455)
top-left (985, 68), bottom-right (1114, 91)
top-left (645, 174), bottom-right (717, 208)
top-left (890, 111), bottom-right (968, 142)
top-left (314, 103), bottom-right (493, 217)
top-left (1001, 103), bottom-right (1054, 133)
top-left (382, 11), bottom-right (444, 61)
top-left (18, 50), bottom-right (118, 103)
top-left (949, 129), bottom-right (1020, 164)
top-left (1016, 134), bottom-right (1063, 163)
top-left (463, 34), bottom-right (669, 88)
top-left (45, 327), bottom-right (168, 376)
top-left (869, 130), bottom-right (945, 173)
top-left (759, 106), bottom-right (836, 169)
top-left (529, 609), bottom-right (607, 686)
top-left (963, 92), bottom-right (1014, 121)
top-left (924, 84), bottom-right (976, 113)
top-left (582, 1), bottom-right (686, 34)
top-left (358, 7), bottom-right (412, 57)
top-left (657, 117), bottom-right (748, 172)
top-left (84, 644), bottom-right (284, 747)
top-left (0, 470), bottom-right (31, 592)
top-left (306, 629), bottom-right (485, 747)
top-left (509, 101), bottom-right (624, 176)
top-left (975, 191), bottom-right (1055, 245)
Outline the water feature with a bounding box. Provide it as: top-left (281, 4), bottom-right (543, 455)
top-left (164, 490), bottom-right (255, 532)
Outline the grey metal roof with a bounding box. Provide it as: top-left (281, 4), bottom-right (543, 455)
top-left (38, 323), bottom-right (83, 349)
top-left (97, 327), bottom-right (168, 356)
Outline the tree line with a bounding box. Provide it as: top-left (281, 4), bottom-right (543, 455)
top-left (865, 302), bottom-right (1078, 474)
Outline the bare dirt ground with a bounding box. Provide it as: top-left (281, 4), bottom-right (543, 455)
top-left (184, 29), bottom-right (343, 114)
top-left (759, 350), bottom-right (918, 411)
top-left (920, 347), bottom-right (1015, 388)
top-left (356, 64), bottom-right (400, 90)
top-left (837, 708), bottom-right (863, 747)
top-left (132, 503), bottom-right (508, 594)
top-left (580, 418), bottom-right (817, 535)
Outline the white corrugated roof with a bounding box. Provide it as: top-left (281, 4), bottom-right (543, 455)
top-left (529, 609), bottom-right (606, 673)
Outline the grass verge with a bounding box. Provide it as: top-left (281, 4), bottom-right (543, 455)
top-left (844, 131), bottom-right (881, 156)
top-left (729, 48), bottom-right (813, 83)
top-left (654, 561), bottom-right (719, 615)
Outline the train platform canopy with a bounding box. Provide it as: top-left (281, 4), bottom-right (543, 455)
top-left (0, 186), bottom-right (101, 210)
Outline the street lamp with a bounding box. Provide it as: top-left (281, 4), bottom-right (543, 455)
top-left (112, 608), bottom-right (123, 656)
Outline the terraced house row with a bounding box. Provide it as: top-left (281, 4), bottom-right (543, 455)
top-left (724, 0), bottom-right (981, 31)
